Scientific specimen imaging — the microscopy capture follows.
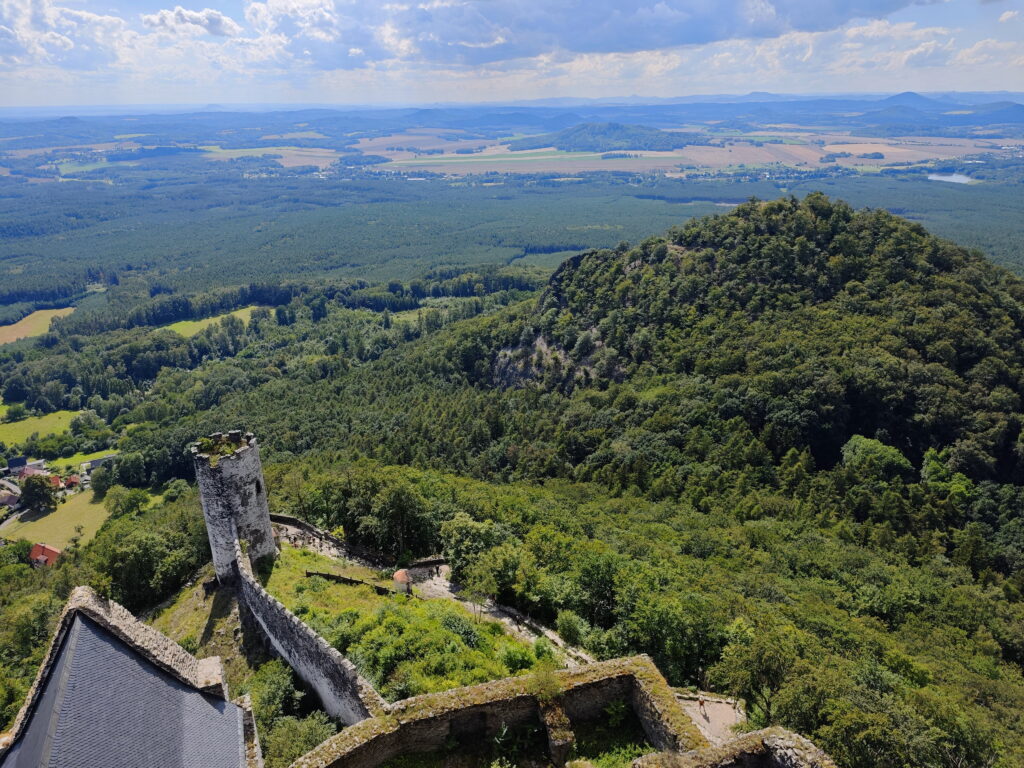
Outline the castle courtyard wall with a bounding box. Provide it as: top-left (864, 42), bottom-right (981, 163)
top-left (233, 538), bottom-right (387, 726)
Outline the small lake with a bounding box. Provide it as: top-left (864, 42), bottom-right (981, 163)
top-left (927, 173), bottom-right (973, 184)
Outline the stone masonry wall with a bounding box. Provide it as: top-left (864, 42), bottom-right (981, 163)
top-left (291, 656), bottom-right (706, 768)
top-left (193, 432), bottom-right (276, 583)
top-left (233, 537), bottom-right (387, 726)
top-left (632, 727), bottom-right (839, 768)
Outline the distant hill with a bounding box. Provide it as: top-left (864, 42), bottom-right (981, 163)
top-left (506, 122), bottom-right (709, 152)
top-left (877, 91), bottom-right (954, 110)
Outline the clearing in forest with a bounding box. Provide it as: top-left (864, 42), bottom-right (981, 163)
top-left (165, 306), bottom-right (260, 338)
top-left (263, 544), bottom-right (554, 701)
top-left (0, 308), bottom-right (75, 344)
top-left (0, 409), bottom-right (78, 445)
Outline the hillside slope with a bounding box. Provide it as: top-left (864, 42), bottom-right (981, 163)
top-left (509, 193), bottom-right (1024, 480)
top-left (11, 194), bottom-right (1024, 768)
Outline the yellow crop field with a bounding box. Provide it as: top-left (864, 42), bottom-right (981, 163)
top-left (0, 308), bottom-right (74, 345)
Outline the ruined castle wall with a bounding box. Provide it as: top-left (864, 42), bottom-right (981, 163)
top-left (631, 727), bottom-right (839, 768)
top-left (292, 657), bottom-right (705, 768)
top-left (233, 539), bottom-right (387, 726)
top-left (193, 433), bottom-right (276, 583)
top-left (560, 675), bottom-right (633, 723)
top-left (313, 700), bottom-right (544, 768)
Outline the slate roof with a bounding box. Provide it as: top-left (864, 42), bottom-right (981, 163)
top-left (0, 614), bottom-right (246, 768)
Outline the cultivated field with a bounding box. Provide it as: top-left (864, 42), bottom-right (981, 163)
top-left (199, 145), bottom-right (340, 168)
top-left (368, 129), bottom-right (1019, 175)
top-left (353, 128), bottom-right (485, 158)
top-left (0, 308), bottom-right (75, 345)
top-left (165, 306), bottom-right (259, 337)
top-left (5, 141), bottom-right (142, 158)
top-left (259, 131), bottom-right (328, 140)
top-left (0, 410), bottom-right (77, 445)
top-left (1, 491), bottom-right (108, 548)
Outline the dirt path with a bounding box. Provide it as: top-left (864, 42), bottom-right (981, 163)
top-left (677, 695), bottom-right (745, 746)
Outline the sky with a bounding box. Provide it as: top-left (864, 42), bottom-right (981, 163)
top-left (0, 0), bottom-right (1022, 106)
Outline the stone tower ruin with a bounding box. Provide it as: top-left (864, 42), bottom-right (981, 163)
top-left (191, 431), bottom-right (276, 583)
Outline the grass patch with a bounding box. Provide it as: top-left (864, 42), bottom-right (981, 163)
top-left (0, 409), bottom-right (77, 445)
top-left (51, 449), bottom-right (118, 473)
top-left (149, 566), bottom-right (271, 693)
top-left (0, 308), bottom-right (74, 345)
top-left (199, 145), bottom-right (340, 168)
top-left (164, 306), bottom-right (259, 338)
top-left (266, 545), bottom-right (546, 701)
top-left (1, 491), bottom-right (109, 548)
top-left (58, 160), bottom-right (111, 174)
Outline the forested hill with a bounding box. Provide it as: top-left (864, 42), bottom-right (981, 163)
top-left (503, 193), bottom-right (1024, 481)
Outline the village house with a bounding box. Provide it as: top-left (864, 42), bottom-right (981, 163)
top-left (29, 544), bottom-right (61, 567)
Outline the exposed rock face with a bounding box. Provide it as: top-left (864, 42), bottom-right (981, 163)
top-left (192, 431), bottom-right (276, 583)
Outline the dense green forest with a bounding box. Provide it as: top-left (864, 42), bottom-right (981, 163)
top-left (3, 195), bottom-right (1024, 767)
top-left (1, 156), bottom-right (1023, 323)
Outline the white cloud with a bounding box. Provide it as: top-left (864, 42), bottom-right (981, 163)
top-left (0, 1), bottom-right (130, 69)
top-left (1, 0), bottom-right (1022, 105)
top-left (999, 10), bottom-right (1018, 23)
top-left (845, 20), bottom-right (949, 40)
top-left (142, 7), bottom-right (243, 37)
top-left (953, 38), bottom-right (1018, 66)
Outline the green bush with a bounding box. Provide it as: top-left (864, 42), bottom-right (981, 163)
top-left (263, 712), bottom-right (336, 768)
top-left (556, 610), bottom-right (590, 646)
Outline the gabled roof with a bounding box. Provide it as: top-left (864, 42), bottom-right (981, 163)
top-left (29, 544), bottom-right (61, 566)
top-left (0, 587), bottom-right (250, 768)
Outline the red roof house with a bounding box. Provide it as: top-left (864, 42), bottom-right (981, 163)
top-left (64, 475), bottom-right (81, 488)
top-left (49, 475), bottom-right (63, 490)
top-left (30, 543), bottom-right (62, 567)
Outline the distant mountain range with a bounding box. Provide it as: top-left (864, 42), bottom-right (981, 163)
top-left (0, 92), bottom-right (1021, 150)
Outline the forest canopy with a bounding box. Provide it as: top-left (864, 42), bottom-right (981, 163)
top-left (2, 195), bottom-right (1024, 768)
